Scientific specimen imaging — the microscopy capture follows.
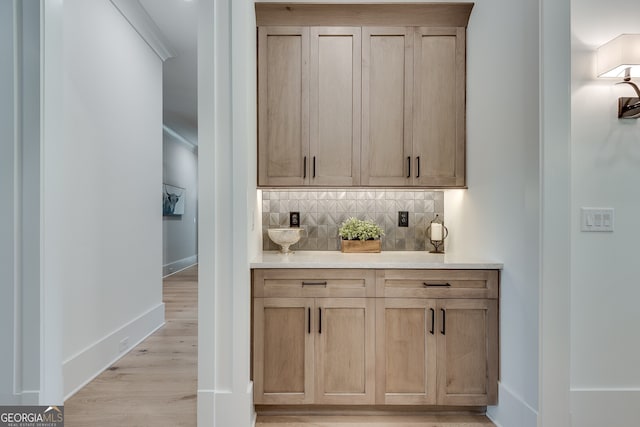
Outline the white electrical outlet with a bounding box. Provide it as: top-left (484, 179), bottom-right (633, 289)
top-left (119, 337), bottom-right (129, 353)
top-left (581, 207), bottom-right (614, 232)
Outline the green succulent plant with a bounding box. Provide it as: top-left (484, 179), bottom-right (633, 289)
top-left (338, 217), bottom-right (384, 241)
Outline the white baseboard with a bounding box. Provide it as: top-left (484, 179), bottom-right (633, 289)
top-left (63, 303), bottom-right (165, 400)
top-left (197, 389), bottom-right (216, 427)
top-left (0, 390), bottom-right (40, 405)
top-left (197, 385), bottom-right (254, 427)
top-left (163, 255), bottom-right (197, 277)
top-left (487, 382), bottom-right (538, 427)
top-left (249, 382), bottom-right (257, 427)
top-left (0, 393), bottom-right (21, 405)
top-left (21, 390), bottom-right (40, 405)
top-left (571, 388), bottom-right (640, 427)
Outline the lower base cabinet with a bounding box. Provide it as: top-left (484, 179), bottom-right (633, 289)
top-left (376, 298), bottom-right (498, 406)
top-left (253, 297), bottom-right (376, 404)
top-left (253, 298), bottom-right (314, 404)
top-left (252, 269), bottom-right (499, 408)
top-left (375, 299), bottom-right (437, 405)
top-left (436, 299), bottom-right (498, 406)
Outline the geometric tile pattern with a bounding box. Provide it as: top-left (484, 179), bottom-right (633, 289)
top-left (261, 190), bottom-right (444, 251)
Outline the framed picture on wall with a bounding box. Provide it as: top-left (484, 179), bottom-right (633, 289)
top-left (163, 183), bottom-right (185, 216)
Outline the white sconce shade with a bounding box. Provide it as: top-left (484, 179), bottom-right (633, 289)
top-left (597, 34), bottom-right (640, 78)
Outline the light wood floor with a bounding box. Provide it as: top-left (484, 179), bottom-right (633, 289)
top-left (256, 414), bottom-right (495, 426)
top-left (65, 265), bottom-right (198, 426)
top-left (65, 265), bottom-right (494, 427)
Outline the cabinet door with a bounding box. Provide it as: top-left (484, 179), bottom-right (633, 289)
top-left (315, 298), bottom-right (375, 404)
top-left (253, 298), bottom-right (314, 404)
top-left (375, 298), bottom-right (437, 405)
top-left (436, 299), bottom-right (498, 406)
top-left (361, 27), bottom-right (413, 187)
top-left (309, 27), bottom-right (361, 186)
top-left (258, 27), bottom-right (309, 186)
top-left (413, 27), bottom-right (466, 187)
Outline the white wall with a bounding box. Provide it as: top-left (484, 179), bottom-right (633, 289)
top-left (0, 0), bottom-right (19, 404)
top-left (444, 1), bottom-right (540, 425)
top-left (163, 133), bottom-right (198, 275)
top-left (0, 0), bottom-right (44, 405)
top-left (20, 0), bottom-right (43, 404)
top-left (56, 0), bottom-right (164, 399)
top-left (198, 0), bottom-right (260, 424)
top-left (570, 1), bottom-right (640, 425)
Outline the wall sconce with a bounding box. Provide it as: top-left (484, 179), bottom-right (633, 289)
top-left (597, 34), bottom-right (640, 119)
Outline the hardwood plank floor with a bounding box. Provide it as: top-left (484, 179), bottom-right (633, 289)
top-left (65, 265), bottom-right (495, 427)
top-left (256, 414), bottom-right (496, 427)
top-left (65, 265), bottom-right (198, 427)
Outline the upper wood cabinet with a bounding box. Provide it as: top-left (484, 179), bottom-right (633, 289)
top-left (413, 28), bottom-right (466, 187)
top-left (256, 3), bottom-right (473, 188)
top-left (258, 27), bottom-right (309, 186)
top-left (258, 26), bottom-right (361, 187)
top-left (361, 27), bottom-right (413, 187)
top-left (309, 27), bottom-right (361, 187)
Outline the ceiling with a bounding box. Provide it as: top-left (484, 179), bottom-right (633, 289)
top-left (139, 0), bottom-right (198, 146)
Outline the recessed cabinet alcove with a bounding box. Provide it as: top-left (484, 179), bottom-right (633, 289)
top-left (256, 3), bottom-right (472, 188)
top-left (252, 268), bottom-right (499, 407)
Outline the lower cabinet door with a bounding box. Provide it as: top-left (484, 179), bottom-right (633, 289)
top-left (253, 298), bottom-right (315, 404)
top-left (375, 298), bottom-right (437, 404)
top-left (315, 298), bottom-right (376, 404)
top-left (436, 299), bottom-right (498, 406)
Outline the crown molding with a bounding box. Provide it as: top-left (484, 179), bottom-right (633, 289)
top-left (163, 125), bottom-right (198, 153)
top-left (109, 0), bottom-right (175, 61)
top-left (255, 3), bottom-right (474, 27)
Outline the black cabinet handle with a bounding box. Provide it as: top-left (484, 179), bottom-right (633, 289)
top-left (318, 307), bottom-right (322, 334)
top-left (423, 282), bottom-right (451, 287)
top-left (313, 156), bottom-right (316, 178)
top-left (303, 156), bottom-right (307, 178)
top-left (407, 156), bottom-right (411, 178)
top-left (308, 307), bottom-right (311, 334)
top-left (416, 156), bottom-right (421, 178)
top-left (441, 308), bottom-right (446, 335)
top-left (429, 308), bottom-right (435, 335)
top-left (302, 281), bottom-right (327, 287)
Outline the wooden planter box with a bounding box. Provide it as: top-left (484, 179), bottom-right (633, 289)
top-left (340, 239), bottom-right (381, 253)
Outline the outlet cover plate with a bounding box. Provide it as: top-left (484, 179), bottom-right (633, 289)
top-left (290, 212), bottom-right (300, 227)
top-left (398, 211), bottom-right (409, 227)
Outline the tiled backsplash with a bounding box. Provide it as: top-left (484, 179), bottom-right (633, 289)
top-left (261, 190), bottom-right (444, 251)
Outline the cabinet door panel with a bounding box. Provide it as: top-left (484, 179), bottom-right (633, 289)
top-left (375, 299), bottom-right (437, 404)
top-left (310, 27), bottom-right (361, 186)
top-left (362, 27), bottom-right (413, 186)
top-left (254, 298), bottom-right (314, 404)
top-left (436, 299), bottom-right (498, 406)
top-left (315, 298), bottom-right (375, 404)
top-left (258, 27), bottom-right (309, 186)
top-left (413, 27), bottom-right (465, 187)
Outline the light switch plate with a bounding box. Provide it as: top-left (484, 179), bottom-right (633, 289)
top-left (581, 207), bottom-right (614, 232)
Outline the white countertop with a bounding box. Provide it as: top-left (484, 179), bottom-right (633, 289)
top-left (251, 251), bottom-right (502, 270)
